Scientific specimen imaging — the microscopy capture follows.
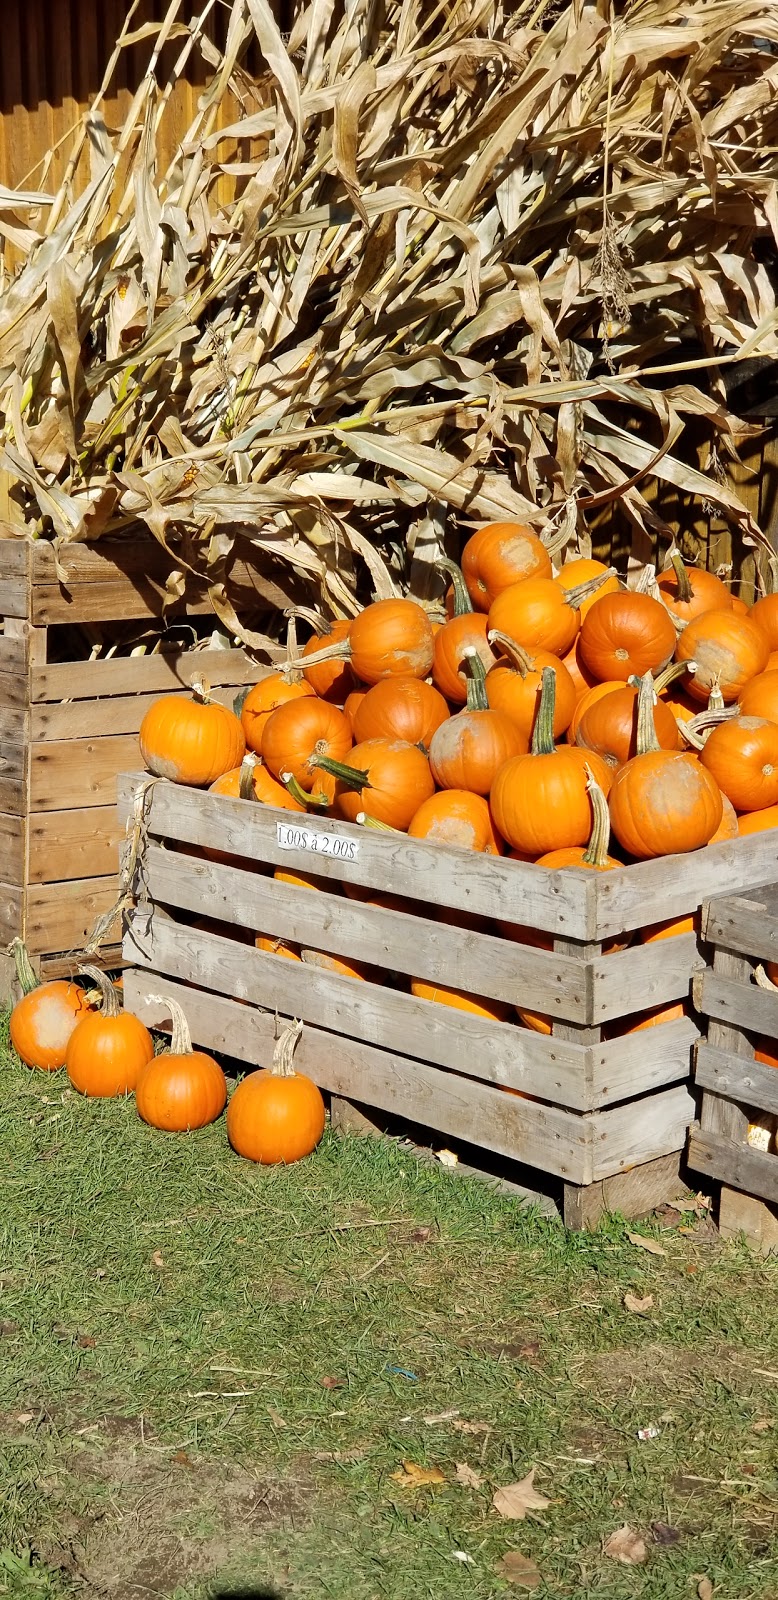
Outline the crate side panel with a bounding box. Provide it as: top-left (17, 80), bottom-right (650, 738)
top-left (0, 812), bottom-right (25, 885)
top-left (28, 807), bottom-right (123, 885)
top-left (592, 934), bottom-right (703, 1023)
top-left (695, 1043), bottom-right (778, 1118)
top-left (0, 881), bottom-right (23, 942)
top-left (696, 970), bottom-right (778, 1038)
top-left (34, 649), bottom-right (261, 704)
top-left (30, 736), bottom-right (141, 811)
top-left (704, 894), bottom-right (778, 967)
top-left (592, 833), bottom-right (778, 939)
top-left (688, 1126), bottom-right (778, 1205)
top-left (593, 1019), bottom-right (698, 1102)
top-left (25, 877), bottom-right (119, 955)
top-left (587, 1084), bottom-right (696, 1181)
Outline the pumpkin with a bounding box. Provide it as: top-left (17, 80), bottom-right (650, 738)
top-left (301, 949), bottom-right (369, 980)
top-left (343, 688), bottom-right (367, 731)
top-left (262, 698), bottom-right (351, 793)
top-left (675, 611), bottom-right (770, 703)
top-left (641, 913), bottom-right (699, 943)
top-left (461, 521), bottom-right (552, 611)
top-left (8, 939), bottom-right (93, 1071)
top-left (739, 669), bottom-right (778, 723)
top-left (755, 1038), bottom-right (778, 1068)
top-left (256, 935), bottom-right (301, 960)
top-left (66, 967), bottom-right (154, 1097)
top-left (578, 592), bottom-right (676, 683)
top-left (576, 676), bottom-right (681, 768)
top-left (731, 596), bottom-right (749, 616)
top-left (209, 752), bottom-right (306, 812)
top-left (240, 674), bottom-right (314, 753)
top-left (315, 738), bottom-right (435, 829)
top-left (556, 558), bottom-right (620, 618)
top-left (750, 593), bottom-right (778, 649)
top-left (656, 553), bottom-right (733, 623)
top-left (135, 995), bottom-right (227, 1130)
top-left (709, 794), bottom-right (739, 842)
top-left (226, 1019), bottom-right (325, 1164)
top-left (430, 556), bottom-right (498, 703)
top-left (562, 637), bottom-right (599, 699)
top-left (700, 717), bottom-right (778, 812)
top-left (411, 978), bottom-right (509, 1020)
top-left (274, 866), bottom-right (332, 891)
top-left (301, 599), bottom-right (434, 685)
top-left (353, 675), bottom-right (449, 749)
top-left (737, 803), bottom-right (778, 836)
top-left (620, 1001), bottom-right (688, 1033)
top-left (428, 651), bottom-right (526, 794)
top-left (140, 678), bottom-right (246, 786)
top-left (485, 630), bottom-right (577, 741)
top-left (490, 667), bottom-right (613, 855)
top-left (408, 789), bottom-right (503, 854)
top-left (302, 619), bottom-right (357, 702)
top-left (487, 571), bottom-right (611, 659)
top-left (608, 674), bottom-right (723, 859)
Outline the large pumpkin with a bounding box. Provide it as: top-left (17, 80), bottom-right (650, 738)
top-left (352, 676), bottom-right (449, 749)
top-left (315, 738), bottom-right (435, 829)
top-left (140, 679), bottom-right (246, 786)
top-left (576, 676), bottom-right (681, 768)
top-left (675, 611), bottom-right (770, 703)
top-left (578, 592), bottom-right (676, 683)
top-left (135, 995), bottom-right (227, 1131)
top-left (226, 1020), bottom-right (325, 1164)
top-left (66, 967), bottom-right (154, 1097)
top-left (490, 667), bottom-right (613, 855)
top-left (240, 674), bottom-right (314, 753)
top-left (428, 651), bottom-right (526, 794)
top-left (700, 717), bottom-right (778, 813)
top-left (411, 978), bottom-right (509, 1020)
top-left (485, 630), bottom-right (577, 741)
top-left (8, 939), bottom-right (93, 1071)
top-left (608, 675), bottom-right (723, 859)
top-left (408, 789), bottom-right (503, 854)
top-left (656, 553), bottom-right (733, 623)
top-left (262, 699), bottom-right (351, 793)
top-left (461, 522), bottom-right (552, 611)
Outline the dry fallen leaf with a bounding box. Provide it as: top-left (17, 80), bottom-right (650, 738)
top-left (752, 1418), bottom-right (773, 1433)
top-left (151, 1250), bottom-right (164, 1269)
top-left (455, 1462), bottom-right (483, 1489)
top-left (436, 1149), bottom-right (458, 1167)
top-left (16, 1413), bottom-right (35, 1425)
top-left (624, 1292), bottom-right (654, 1314)
top-left (410, 1225), bottom-right (434, 1244)
top-left (319, 1375), bottom-right (345, 1389)
top-left (267, 1407), bottom-right (287, 1429)
top-left (495, 1550), bottom-right (543, 1589)
top-left (391, 1460), bottom-right (446, 1488)
top-left (626, 1233), bottom-right (666, 1258)
top-left (604, 1525), bottom-right (648, 1565)
top-left (492, 1469), bottom-right (551, 1520)
top-left (453, 1419), bottom-right (491, 1435)
top-left (651, 1521), bottom-right (680, 1546)
top-left (172, 1449), bottom-right (193, 1468)
top-left (697, 1580), bottom-right (714, 1600)
top-left (77, 1334), bottom-right (97, 1348)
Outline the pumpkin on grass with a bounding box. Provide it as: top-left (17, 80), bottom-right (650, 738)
top-left (700, 716), bottom-right (778, 812)
top-left (485, 630), bottom-right (576, 740)
top-left (608, 674), bottom-right (723, 859)
top-left (408, 789), bottom-right (503, 854)
top-left (431, 557), bottom-right (498, 703)
top-left (8, 939), bottom-right (93, 1071)
top-left (578, 592), bottom-right (676, 683)
top-left (429, 650), bottom-right (526, 794)
top-left (656, 553), bottom-right (733, 623)
top-left (314, 737), bottom-right (435, 829)
top-left (297, 599), bottom-right (434, 685)
top-left (352, 675), bottom-right (449, 749)
top-left (487, 570), bottom-right (612, 659)
top-left (490, 667), bottom-right (612, 855)
top-left (66, 967), bottom-right (154, 1098)
top-left (140, 678), bottom-right (246, 786)
top-left (461, 521), bottom-right (552, 611)
top-left (240, 673), bottom-right (314, 753)
top-left (227, 1019), bottom-right (325, 1164)
top-left (576, 674), bottom-right (681, 768)
top-left (135, 995), bottom-right (227, 1130)
top-left (262, 698), bottom-right (351, 794)
top-left (675, 610), bottom-right (770, 702)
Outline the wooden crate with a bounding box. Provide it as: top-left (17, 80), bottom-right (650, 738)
top-left (689, 890), bottom-right (778, 1254)
top-left (0, 536), bottom-right (269, 989)
top-left (119, 776), bottom-right (778, 1227)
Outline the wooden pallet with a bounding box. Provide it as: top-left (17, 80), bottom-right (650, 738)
top-left (689, 889), bottom-right (778, 1254)
top-left (0, 535), bottom-right (270, 993)
top-left (118, 776), bottom-right (778, 1228)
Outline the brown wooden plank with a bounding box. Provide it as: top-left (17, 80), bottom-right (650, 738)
top-left (0, 740), bottom-right (26, 782)
top-left (718, 1187), bottom-right (778, 1254)
top-left (592, 934), bottom-right (702, 1023)
top-left (0, 880), bottom-right (23, 943)
top-left (0, 637), bottom-right (28, 676)
top-left (592, 832), bottom-right (778, 939)
top-left (563, 1152), bottom-right (684, 1230)
top-left (30, 735), bottom-right (141, 811)
top-left (33, 648), bottom-right (260, 704)
top-left (0, 670), bottom-right (30, 709)
top-left (695, 1043), bottom-right (778, 1118)
top-left (119, 775), bottom-right (596, 939)
top-left (0, 706), bottom-right (28, 740)
top-left (587, 1084), bottom-right (696, 1182)
top-left (124, 971), bottom-right (593, 1183)
top-left (695, 968), bottom-right (778, 1040)
top-left (0, 541), bottom-right (32, 580)
top-left (0, 578), bottom-right (30, 618)
top-left (30, 682), bottom-right (252, 741)
top-left (0, 811), bottom-right (25, 886)
top-left (703, 894), bottom-right (778, 967)
top-left (0, 779), bottom-right (26, 815)
top-left (28, 806), bottom-right (123, 885)
top-left (688, 1125), bottom-right (778, 1206)
top-left (24, 876), bottom-right (120, 956)
top-left (699, 948), bottom-right (754, 1148)
top-left (594, 1019), bottom-right (698, 1102)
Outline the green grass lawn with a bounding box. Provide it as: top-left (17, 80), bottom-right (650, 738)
top-left (0, 1014), bottom-right (777, 1600)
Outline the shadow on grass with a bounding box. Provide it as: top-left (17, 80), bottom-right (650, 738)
top-left (210, 1589), bottom-right (283, 1600)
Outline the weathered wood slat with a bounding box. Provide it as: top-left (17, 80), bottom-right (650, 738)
top-left (0, 778), bottom-right (26, 815)
top-left (0, 880), bottom-right (23, 942)
top-left (0, 668), bottom-right (29, 708)
top-left (28, 806), bottom-right (123, 884)
top-left (24, 876), bottom-right (119, 955)
top-left (695, 1043), bottom-right (778, 1118)
top-left (703, 894), bottom-right (778, 966)
top-left (30, 683), bottom-right (247, 741)
top-left (0, 811), bottom-right (25, 885)
top-left (718, 1187), bottom-right (778, 1254)
top-left (587, 1084), bottom-right (696, 1181)
top-left (30, 735), bottom-right (141, 811)
top-left (593, 833), bottom-right (778, 938)
top-left (695, 967), bottom-right (778, 1038)
top-left (595, 1018), bottom-right (698, 1101)
top-left (0, 578), bottom-right (30, 619)
top-left (0, 636), bottom-right (28, 676)
top-left (591, 933), bottom-right (702, 1022)
top-left (0, 706), bottom-right (28, 740)
top-left (688, 1125), bottom-right (778, 1205)
top-left (32, 648), bottom-right (259, 705)
top-left (562, 1151), bottom-right (684, 1230)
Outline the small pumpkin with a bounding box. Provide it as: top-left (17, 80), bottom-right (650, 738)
top-left (66, 967), bottom-right (154, 1098)
top-left (209, 751), bottom-right (306, 812)
top-left (737, 803), bottom-right (778, 836)
top-left (410, 978), bottom-right (509, 1020)
top-left (556, 558), bottom-right (620, 618)
top-left (608, 674), bottom-right (723, 859)
top-left (135, 995), bottom-right (227, 1130)
top-left (432, 557), bottom-right (499, 703)
top-left (461, 521), bottom-right (552, 611)
top-left (240, 673), bottom-right (315, 753)
top-left (408, 789), bottom-right (503, 854)
top-left (578, 592), bottom-right (676, 683)
top-left (428, 651), bottom-right (526, 795)
top-left (641, 913), bottom-right (699, 943)
top-left (699, 716), bottom-right (778, 813)
top-left (750, 592), bottom-right (778, 649)
top-left (352, 675), bottom-right (449, 749)
top-left (490, 667), bottom-right (613, 856)
top-left (262, 698), bottom-right (351, 793)
top-left (298, 599), bottom-right (434, 685)
top-left (656, 552), bottom-right (733, 623)
top-left (485, 630), bottom-right (577, 741)
top-left (738, 669), bottom-right (778, 723)
top-left (8, 939), bottom-right (93, 1071)
top-left (576, 675), bottom-right (681, 768)
top-left (226, 1020), bottom-right (325, 1164)
top-left (487, 571), bottom-right (611, 660)
top-left (300, 949), bottom-right (369, 980)
top-left (675, 610), bottom-right (770, 703)
top-left (314, 737), bottom-right (435, 829)
top-left (301, 619), bottom-right (357, 702)
top-left (256, 935), bottom-right (301, 960)
top-left (140, 678), bottom-right (246, 787)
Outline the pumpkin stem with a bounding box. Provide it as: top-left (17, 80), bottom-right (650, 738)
top-left (582, 766), bottom-right (612, 867)
top-left (563, 567), bottom-right (617, 611)
top-left (680, 703), bottom-right (737, 748)
top-left (356, 811), bottom-right (402, 833)
top-left (635, 671), bottom-right (661, 755)
top-left (283, 611), bottom-right (304, 685)
top-left (285, 633), bottom-right (351, 674)
top-left (190, 676), bottom-right (212, 704)
top-left (755, 964), bottom-right (778, 992)
top-left (313, 754), bottom-right (370, 789)
top-left (8, 937), bottom-right (39, 996)
top-left (238, 752), bottom-right (259, 801)
top-left (668, 551), bottom-right (695, 605)
top-left (281, 771), bottom-right (330, 809)
top-left (654, 658), bottom-right (696, 694)
top-left (437, 555), bottom-right (473, 617)
top-left (271, 1018), bottom-right (304, 1078)
top-left (487, 629), bottom-right (534, 676)
top-left (146, 993), bottom-right (193, 1055)
top-left (707, 672), bottom-right (725, 713)
top-left (531, 666), bottom-right (557, 756)
top-left (79, 964), bottom-right (121, 1018)
top-left (462, 648), bottom-right (489, 711)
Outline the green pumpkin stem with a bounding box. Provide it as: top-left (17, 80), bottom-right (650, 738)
top-left (272, 1018), bottom-right (303, 1078)
top-left (79, 964), bottom-right (121, 1018)
top-left (9, 937), bottom-right (38, 996)
top-left (238, 753), bottom-right (259, 801)
top-left (582, 766), bottom-right (611, 867)
top-left (669, 551), bottom-right (694, 605)
top-left (146, 993), bottom-right (193, 1055)
top-left (313, 754), bottom-right (370, 790)
top-left (462, 648), bottom-right (489, 711)
top-left (531, 666), bottom-right (557, 756)
top-left (563, 567), bottom-right (617, 611)
top-left (487, 629), bottom-right (534, 676)
top-left (635, 671), bottom-right (661, 755)
top-left (437, 555), bottom-right (473, 617)
top-left (281, 771), bottom-right (330, 809)
top-left (356, 811), bottom-right (401, 833)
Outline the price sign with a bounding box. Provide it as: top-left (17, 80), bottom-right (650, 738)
top-left (276, 819), bottom-right (360, 862)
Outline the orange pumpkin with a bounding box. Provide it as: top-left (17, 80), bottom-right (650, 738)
top-left (316, 738), bottom-right (435, 829)
top-left (578, 592), bottom-right (676, 683)
top-left (226, 1020), bottom-right (325, 1164)
top-left (135, 995), bottom-right (227, 1131)
top-left (488, 576), bottom-right (589, 659)
top-left (675, 611), bottom-right (770, 703)
top-left (8, 939), bottom-right (93, 1071)
top-left (66, 967), bottom-right (154, 1098)
top-left (622, 1002), bottom-right (688, 1033)
top-left (656, 553), bottom-right (733, 623)
top-left (140, 679), bottom-right (246, 786)
top-left (739, 669), bottom-right (778, 723)
top-left (576, 676), bottom-right (681, 769)
top-left (408, 789), bottom-right (503, 854)
top-left (431, 558), bottom-right (499, 703)
top-left (411, 978), bottom-right (509, 1020)
top-left (262, 699), bottom-right (351, 793)
top-left (750, 593), bottom-right (778, 649)
top-left (608, 675), bottom-right (723, 859)
top-left (709, 794), bottom-right (739, 842)
top-left (428, 651), bottom-right (526, 794)
top-left (731, 595), bottom-right (749, 616)
top-left (562, 637), bottom-right (599, 699)
top-left (209, 752), bottom-right (306, 813)
top-left (240, 674), bottom-right (314, 753)
top-left (302, 620), bottom-right (357, 702)
top-left (343, 688), bottom-right (367, 731)
top-left (567, 679), bottom-right (622, 743)
top-left (346, 599), bottom-right (435, 682)
top-left (700, 717), bottom-right (778, 813)
top-left (755, 1038), bottom-right (778, 1068)
top-left (556, 558), bottom-right (620, 619)
top-left (301, 949), bottom-right (369, 980)
top-left (461, 522), bottom-right (552, 611)
top-left (490, 667), bottom-right (612, 856)
top-left (353, 676), bottom-right (450, 749)
top-left (485, 630), bottom-right (577, 741)
top-left (737, 803), bottom-right (778, 836)
top-left (641, 913), bottom-right (699, 943)
top-left (256, 936), bottom-right (301, 960)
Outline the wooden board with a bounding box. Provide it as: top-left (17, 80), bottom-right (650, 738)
top-left (29, 682), bottom-right (249, 741)
top-left (0, 880), bottom-right (23, 944)
top-left (592, 833), bottom-right (778, 939)
top-left (688, 1125), bottom-right (778, 1206)
top-left (703, 894), bottom-right (778, 967)
top-left (563, 1151), bottom-right (684, 1230)
top-left (694, 968), bottom-right (778, 1039)
top-left (24, 876), bottom-right (119, 955)
top-left (718, 1187), bottom-right (778, 1255)
top-left (695, 1043), bottom-right (778, 1119)
top-left (30, 735), bottom-right (141, 811)
top-left (0, 811), bottom-right (24, 885)
top-left (27, 806), bottom-right (123, 885)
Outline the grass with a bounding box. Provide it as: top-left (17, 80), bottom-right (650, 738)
top-left (0, 1012), bottom-right (777, 1600)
